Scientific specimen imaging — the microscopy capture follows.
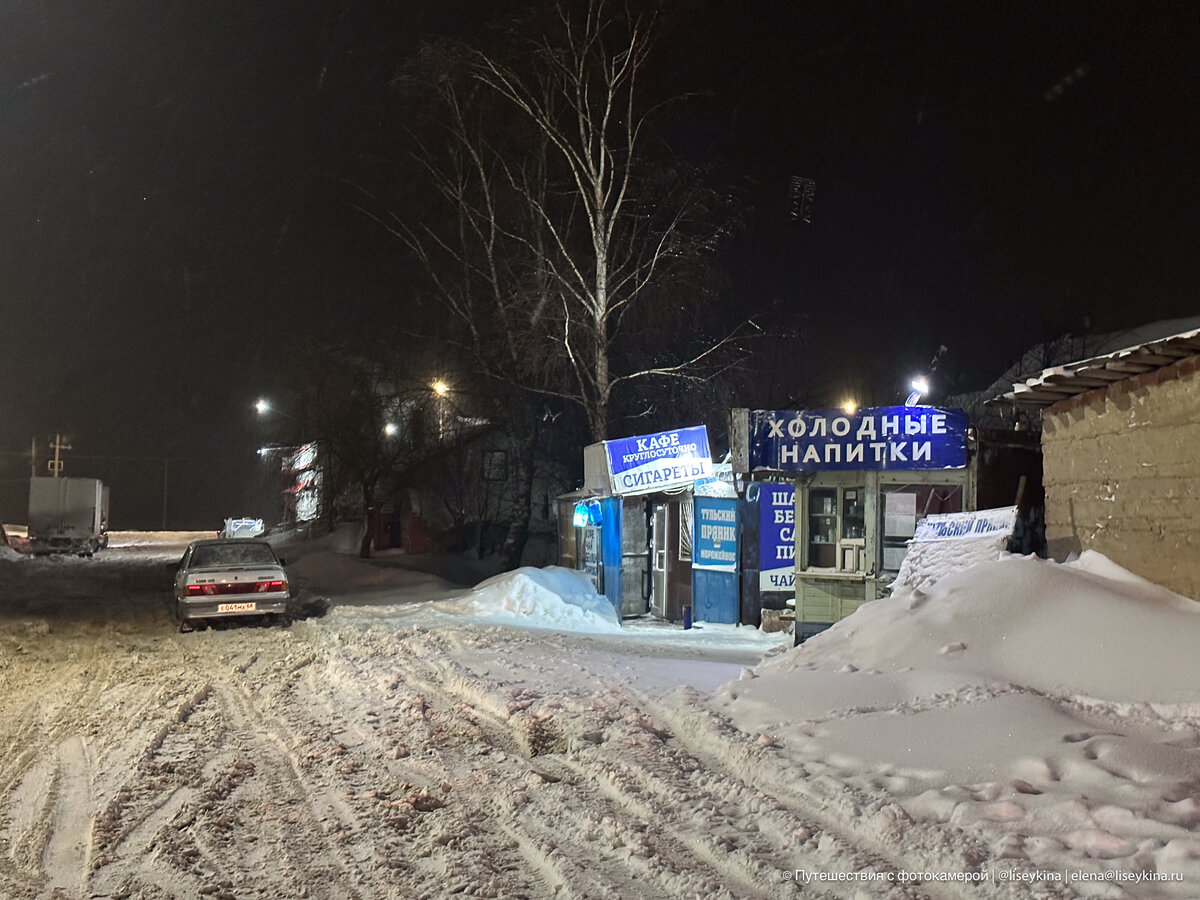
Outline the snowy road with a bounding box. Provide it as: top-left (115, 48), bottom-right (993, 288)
top-left (0, 539), bottom-right (904, 900)
top-left (5, 537), bottom-right (1191, 899)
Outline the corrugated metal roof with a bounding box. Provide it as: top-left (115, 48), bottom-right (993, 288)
top-left (992, 326), bottom-right (1200, 408)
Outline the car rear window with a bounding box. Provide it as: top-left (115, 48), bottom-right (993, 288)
top-left (190, 542), bottom-right (278, 568)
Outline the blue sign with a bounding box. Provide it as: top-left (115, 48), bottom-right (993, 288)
top-left (605, 426), bottom-right (713, 495)
top-left (745, 407), bottom-right (968, 472)
top-left (693, 497), bottom-right (739, 572)
top-left (758, 483), bottom-right (795, 591)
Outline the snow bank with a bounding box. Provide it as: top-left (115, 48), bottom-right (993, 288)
top-left (890, 506), bottom-right (1016, 594)
top-left (766, 550), bottom-right (1200, 704)
top-left (441, 566), bottom-right (622, 634)
top-left (106, 531), bottom-right (214, 550)
top-left (722, 552), bottom-right (1200, 890)
top-left (293, 552), bottom-right (621, 634)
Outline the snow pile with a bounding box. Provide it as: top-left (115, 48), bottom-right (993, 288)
top-left (722, 551), bottom-right (1200, 890)
top-left (105, 531), bottom-right (213, 553)
top-left (443, 566), bottom-right (622, 634)
top-left (891, 506), bottom-right (1016, 594)
top-left (769, 550), bottom-right (1200, 703)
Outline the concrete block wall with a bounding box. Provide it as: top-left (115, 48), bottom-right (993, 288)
top-left (1041, 356), bottom-right (1200, 601)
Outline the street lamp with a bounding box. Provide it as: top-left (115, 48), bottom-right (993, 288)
top-left (905, 376), bottom-right (930, 407)
top-left (255, 397), bottom-right (271, 416)
top-left (431, 379), bottom-right (449, 397)
top-left (384, 422), bottom-right (398, 437)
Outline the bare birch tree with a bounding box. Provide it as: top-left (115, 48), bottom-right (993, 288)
top-left (368, 0), bottom-right (743, 442)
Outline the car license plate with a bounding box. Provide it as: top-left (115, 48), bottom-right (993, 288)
top-left (217, 601), bottom-right (258, 613)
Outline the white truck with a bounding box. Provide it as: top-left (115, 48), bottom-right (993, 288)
top-left (28, 477), bottom-right (110, 556)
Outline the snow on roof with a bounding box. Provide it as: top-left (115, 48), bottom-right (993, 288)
top-left (993, 324), bottom-right (1200, 409)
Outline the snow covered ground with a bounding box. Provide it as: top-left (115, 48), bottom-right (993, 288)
top-left (1, 530), bottom-right (1197, 898)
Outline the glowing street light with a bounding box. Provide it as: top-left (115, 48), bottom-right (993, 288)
top-left (841, 398), bottom-right (858, 416)
top-left (256, 397), bottom-right (296, 420)
top-left (431, 379), bottom-right (449, 397)
top-left (905, 376), bottom-right (930, 407)
top-left (383, 422), bottom-right (398, 437)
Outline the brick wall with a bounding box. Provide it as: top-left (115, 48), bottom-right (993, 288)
top-left (1041, 355), bottom-right (1200, 601)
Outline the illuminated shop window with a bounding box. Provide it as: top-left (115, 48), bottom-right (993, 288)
top-left (807, 488), bottom-right (837, 569)
top-left (805, 486), bottom-right (865, 572)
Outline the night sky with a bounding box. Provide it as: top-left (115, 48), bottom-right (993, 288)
top-left (2, 1), bottom-right (1197, 527)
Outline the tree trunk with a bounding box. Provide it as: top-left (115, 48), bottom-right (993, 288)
top-left (591, 305), bottom-right (610, 440)
top-left (503, 419), bottom-right (539, 570)
top-left (359, 481), bottom-right (373, 559)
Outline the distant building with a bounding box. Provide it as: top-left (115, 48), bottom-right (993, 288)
top-left (993, 323), bottom-right (1200, 601)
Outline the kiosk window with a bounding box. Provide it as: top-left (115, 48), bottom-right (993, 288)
top-left (805, 486), bottom-right (865, 572)
top-left (880, 484), bottom-right (964, 572)
top-left (843, 490), bottom-right (865, 539)
top-left (882, 492), bottom-right (917, 571)
top-left (807, 488), bottom-right (837, 569)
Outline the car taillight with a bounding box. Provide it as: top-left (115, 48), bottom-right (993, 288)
top-left (185, 580), bottom-right (287, 596)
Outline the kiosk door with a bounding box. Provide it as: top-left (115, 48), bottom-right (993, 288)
top-left (621, 497), bottom-right (651, 616)
top-left (651, 504), bottom-right (668, 617)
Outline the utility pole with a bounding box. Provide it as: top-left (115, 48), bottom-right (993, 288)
top-left (48, 433), bottom-right (71, 477)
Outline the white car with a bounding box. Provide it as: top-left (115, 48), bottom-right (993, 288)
top-left (173, 539), bottom-right (291, 631)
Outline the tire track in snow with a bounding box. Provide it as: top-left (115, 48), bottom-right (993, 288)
top-left (38, 736), bottom-right (93, 900)
top-left (643, 692), bottom-right (1046, 900)
top-left (390, 626), bottom-right (963, 899)
top-left (199, 673), bottom-right (372, 898)
top-left (291, 627), bottom-right (559, 898)
top-left (383, 658), bottom-right (678, 898)
top-left (385, 631), bottom-right (824, 899)
top-left (386, 629), bottom-right (907, 898)
top-left (0, 633), bottom-right (133, 899)
top-left (280, 623), bottom-right (636, 897)
top-left (84, 660), bottom-right (364, 899)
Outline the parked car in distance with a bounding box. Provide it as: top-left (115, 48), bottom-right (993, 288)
top-left (220, 517), bottom-right (266, 539)
top-left (174, 539), bottom-right (291, 632)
